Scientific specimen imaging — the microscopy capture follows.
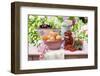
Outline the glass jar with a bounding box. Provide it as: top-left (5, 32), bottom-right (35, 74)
top-left (61, 20), bottom-right (72, 37)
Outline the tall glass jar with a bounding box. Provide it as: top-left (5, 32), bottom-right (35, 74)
top-left (61, 20), bottom-right (72, 37)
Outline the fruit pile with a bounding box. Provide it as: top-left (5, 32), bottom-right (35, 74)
top-left (42, 30), bottom-right (62, 42)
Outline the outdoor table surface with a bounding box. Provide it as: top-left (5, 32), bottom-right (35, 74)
top-left (28, 48), bottom-right (88, 55)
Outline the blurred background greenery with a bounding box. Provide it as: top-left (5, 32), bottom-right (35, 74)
top-left (28, 15), bottom-right (88, 46)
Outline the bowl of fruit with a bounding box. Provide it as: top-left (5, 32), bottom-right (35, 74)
top-left (41, 31), bottom-right (63, 50)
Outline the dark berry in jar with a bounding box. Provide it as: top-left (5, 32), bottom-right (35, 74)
top-left (39, 24), bottom-right (52, 29)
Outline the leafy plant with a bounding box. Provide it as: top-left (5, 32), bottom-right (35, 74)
top-left (68, 16), bottom-right (75, 20)
top-left (28, 15), bottom-right (41, 46)
top-left (71, 19), bottom-right (88, 42)
top-left (28, 15), bottom-right (64, 46)
top-left (44, 16), bottom-right (63, 29)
